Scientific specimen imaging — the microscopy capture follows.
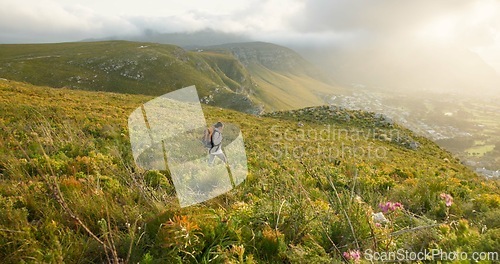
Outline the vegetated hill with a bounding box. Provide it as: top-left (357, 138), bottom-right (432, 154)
top-left (0, 40), bottom-right (345, 113)
top-left (207, 42), bottom-right (324, 76)
top-left (205, 42), bottom-right (347, 110)
top-left (0, 41), bottom-right (259, 114)
top-left (1, 79), bottom-right (499, 263)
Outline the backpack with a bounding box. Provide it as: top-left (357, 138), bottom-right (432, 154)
top-left (202, 126), bottom-right (214, 148)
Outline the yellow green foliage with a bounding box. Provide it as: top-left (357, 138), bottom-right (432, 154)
top-left (0, 79), bottom-right (499, 263)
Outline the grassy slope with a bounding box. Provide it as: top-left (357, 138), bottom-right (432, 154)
top-left (0, 79), bottom-right (499, 263)
top-left (205, 42), bottom-right (328, 79)
top-left (0, 41), bottom-right (211, 94)
top-left (0, 41), bottom-right (346, 114)
top-left (197, 51), bottom-right (254, 93)
top-left (204, 42), bottom-right (348, 111)
top-left (248, 63), bottom-right (348, 111)
top-left (0, 41), bottom-right (258, 113)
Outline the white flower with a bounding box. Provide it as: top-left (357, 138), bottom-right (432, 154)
top-left (372, 212), bottom-right (389, 224)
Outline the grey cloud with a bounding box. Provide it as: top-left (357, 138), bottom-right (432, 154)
top-left (0, 1), bottom-right (141, 43)
top-left (0, 0), bottom-right (252, 43)
top-left (1, 0), bottom-right (498, 48)
top-left (126, 16), bottom-right (197, 34)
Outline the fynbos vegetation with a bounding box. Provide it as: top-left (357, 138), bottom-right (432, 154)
top-left (0, 79), bottom-right (499, 263)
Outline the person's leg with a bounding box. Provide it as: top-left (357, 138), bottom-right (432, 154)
top-left (208, 154), bottom-right (216, 165)
top-left (216, 152), bottom-right (227, 164)
top-left (216, 152), bottom-right (234, 186)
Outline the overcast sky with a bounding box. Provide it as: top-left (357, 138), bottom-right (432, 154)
top-left (0, 0), bottom-right (498, 43)
top-left (1, 0), bottom-right (500, 70)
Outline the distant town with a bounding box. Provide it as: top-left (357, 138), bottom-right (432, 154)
top-left (329, 84), bottom-right (500, 178)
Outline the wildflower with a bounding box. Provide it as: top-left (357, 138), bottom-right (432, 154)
top-left (343, 249), bottom-right (361, 262)
top-left (232, 201), bottom-right (248, 211)
top-left (354, 195), bottom-right (364, 204)
top-left (440, 193), bottom-right (453, 207)
top-left (379, 201), bottom-right (403, 213)
top-left (372, 212), bottom-right (389, 224)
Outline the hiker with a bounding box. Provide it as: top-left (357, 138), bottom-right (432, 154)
top-left (208, 122), bottom-right (227, 165)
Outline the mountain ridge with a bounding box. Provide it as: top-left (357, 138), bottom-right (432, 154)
top-left (201, 41), bottom-right (346, 110)
top-left (0, 40), bottom-right (343, 113)
top-left (82, 28), bottom-right (251, 48)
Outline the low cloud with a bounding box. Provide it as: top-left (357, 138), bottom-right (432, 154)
top-left (1, 0), bottom-right (499, 60)
top-left (0, 0), bottom-right (143, 43)
top-left (0, 0), bottom-right (303, 43)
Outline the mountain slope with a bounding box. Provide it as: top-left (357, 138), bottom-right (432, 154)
top-left (0, 41), bottom-right (260, 113)
top-left (0, 79), bottom-right (499, 262)
top-left (205, 42), bottom-right (347, 111)
top-left (0, 40), bottom-right (346, 113)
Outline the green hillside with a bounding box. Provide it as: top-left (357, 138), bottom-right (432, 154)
top-left (1, 79), bottom-right (499, 263)
top-left (206, 42), bottom-right (325, 76)
top-left (0, 41), bottom-right (211, 94)
top-left (248, 63), bottom-right (346, 111)
top-left (0, 41), bottom-right (259, 113)
top-left (196, 51), bottom-right (254, 94)
top-left (0, 41), bottom-right (345, 114)
top-left (204, 42), bottom-right (348, 111)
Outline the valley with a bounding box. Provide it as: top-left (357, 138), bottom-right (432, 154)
top-left (329, 85), bottom-right (500, 177)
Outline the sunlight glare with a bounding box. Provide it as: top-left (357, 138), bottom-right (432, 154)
top-left (417, 15), bottom-right (457, 44)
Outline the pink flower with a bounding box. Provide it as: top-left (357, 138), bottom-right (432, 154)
top-left (440, 193), bottom-right (453, 207)
top-left (379, 203), bottom-right (390, 213)
top-left (379, 201), bottom-right (404, 213)
top-left (343, 250), bottom-right (361, 262)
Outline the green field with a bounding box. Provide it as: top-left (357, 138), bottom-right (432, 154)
top-left (1, 79), bottom-right (499, 263)
top-left (467, 145), bottom-right (496, 157)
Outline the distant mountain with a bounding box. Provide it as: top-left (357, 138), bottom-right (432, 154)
top-left (203, 42), bottom-right (345, 110)
top-left (83, 29), bottom-right (251, 49)
top-left (206, 42), bottom-right (323, 76)
top-left (0, 40), bottom-right (344, 113)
